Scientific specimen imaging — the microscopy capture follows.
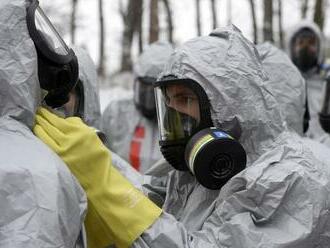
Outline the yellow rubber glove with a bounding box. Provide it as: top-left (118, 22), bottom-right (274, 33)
top-left (33, 108), bottom-right (162, 248)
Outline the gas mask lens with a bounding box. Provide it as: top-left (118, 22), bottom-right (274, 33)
top-left (155, 84), bottom-right (201, 141)
top-left (35, 6), bottom-right (70, 56)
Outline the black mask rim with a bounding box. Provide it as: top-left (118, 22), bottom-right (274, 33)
top-left (26, 0), bottom-right (75, 65)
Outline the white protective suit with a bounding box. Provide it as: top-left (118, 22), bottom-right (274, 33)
top-left (287, 21), bottom-right (330, 147)
top-left (110, 26), bottom-right (330, 248)
top-left (101, 41), bottom-right (173, 173)
top-left (257, 42), bottom-right (330, 166)
top-left (0, 0), bottom-right (87, 247)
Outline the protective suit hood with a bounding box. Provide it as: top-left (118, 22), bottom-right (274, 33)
top-left (159, 25), bottom-right (285, 164)
top-left (74, 47), bottom-right (101, 129)
top-left (257, 42), bottom-right (306, 136)
top-left (134, 41), bottom-right (174, 79)
top-left (0, 0), bottom-right (40, 128)
top-left (287, 20), bottom-right (325, 66)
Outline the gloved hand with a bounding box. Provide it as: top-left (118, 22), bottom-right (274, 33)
top-left (34, 108), bottom-right (162, 248)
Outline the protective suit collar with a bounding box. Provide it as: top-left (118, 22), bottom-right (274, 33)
top-left (159, 25), bottom-right (285, 165)
top-left (0, 0), bottom-right (40, 128)
top-left (287, 20), bottom-right (325, 68)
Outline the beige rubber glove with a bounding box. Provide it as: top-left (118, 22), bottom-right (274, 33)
top-left (34, 108), bottom-right (162, 248)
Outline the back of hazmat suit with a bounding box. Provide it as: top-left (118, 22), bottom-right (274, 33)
top-left (257, 42), bottom-right (330, 166)
top-left (0, 0), bottom-right (87, 247)
top-left (287, 21), bottom-right (330, 146)
top-left (101, 41), bottom-right (174, 173)
top-left (34, 26), bottom-right (330, 248)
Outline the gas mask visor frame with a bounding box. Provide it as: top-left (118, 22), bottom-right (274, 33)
top-left (26, 0), bottom-right (74, 64)
top-left (26, 0), bottom-right (79, 108)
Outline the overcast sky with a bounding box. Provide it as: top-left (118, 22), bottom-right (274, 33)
top-left (42, 0), bottom-right (330, 75)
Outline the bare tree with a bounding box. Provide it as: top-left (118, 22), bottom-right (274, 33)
top-left (227, 0), bottom-right (232, 25)
top-left (149, 0), bottom-right (159, 43)
top-left (98, 0), bottom-right (106, 77)
top-left (263, 0), bottom-right (273, 42)
top-left (313, 0), bottom-right (325, 31)
top-left (120, 0), bottom-right (143, 71)
top-left (249, 0), bottom-right (258, 44)
top-left (137, 1), bottom-right (144, 53)
top-left (301, 0), bottom-right (309, 19)
top-left (210, 0), bottom-right (218, 29)
top-left (196, 0), bottom-right (202, 36)
top-left (162, 0), bottom-right (174, 43)
top-left (277, 0), bottom-right (284, 48)
top-left (70, 0), bottom-right (78, 44)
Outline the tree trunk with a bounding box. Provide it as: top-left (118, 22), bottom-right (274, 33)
top-left (227, 0), bottom-right (232, 25)
top-left (210, 0), bottom-right (218, 29)
top-left (263, 0), bottom-right (273, 42)
top-left (149, 0), bottom-right (159, 43)
top-left (301, 0), bottom-right (309, 19)
top-left (162, 0), bottom-right (174, 43)
top-left (70, 0), bottom-right (78, 45)
top-left (138, 11), bottom-right (143, 54)
top-left (313, 0), bottom-right (325, 31)
top-left (278, 0), bottom-right (284, 48)
top-left (196, 0), bottom-right (202, 36)
top-left (120, 0), bottom-right (143, 71)
top-left (97, 0), bottom-right (106, 77)
top-left (137, 0), bottom-right (143, 53)
top-left (249, 0), bottom-right (258, 44)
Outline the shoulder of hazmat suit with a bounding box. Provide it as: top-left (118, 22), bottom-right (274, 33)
top-left (35, 26), bottom-right (330, 248)
top-left (101, 41), bottom-right (174, 173)
top-left (0, 0), bottom-right (87, 247)
top-left (257, 42), bottom-right (330, 171)
top-left (74, 46), bottom-right (102, 129)
top-left (287, 20), bottom-right (330, 146)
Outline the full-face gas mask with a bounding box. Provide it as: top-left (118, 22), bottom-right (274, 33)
top-left (319, 73), bottom-right (330, 133)
top-left (134, 77), bottom-right (157, 119)
top-left (291, 28), bottom-right (319, 72)
top-left (154, 78), bottom-right (246, 189)
top-left (26, 0), bottom-right (79, 108)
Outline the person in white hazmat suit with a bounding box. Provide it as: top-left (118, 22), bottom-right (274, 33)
top-left (33, 26), bottom-right (330, 248)
top-left (0, 0), bottom-right (87, 247)
top-left (257, 42), bottom-right (330, 165)
top-left (101, 41), bottom-right (174, 173)
top-left (287, 20), bottom-right (330, 147)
